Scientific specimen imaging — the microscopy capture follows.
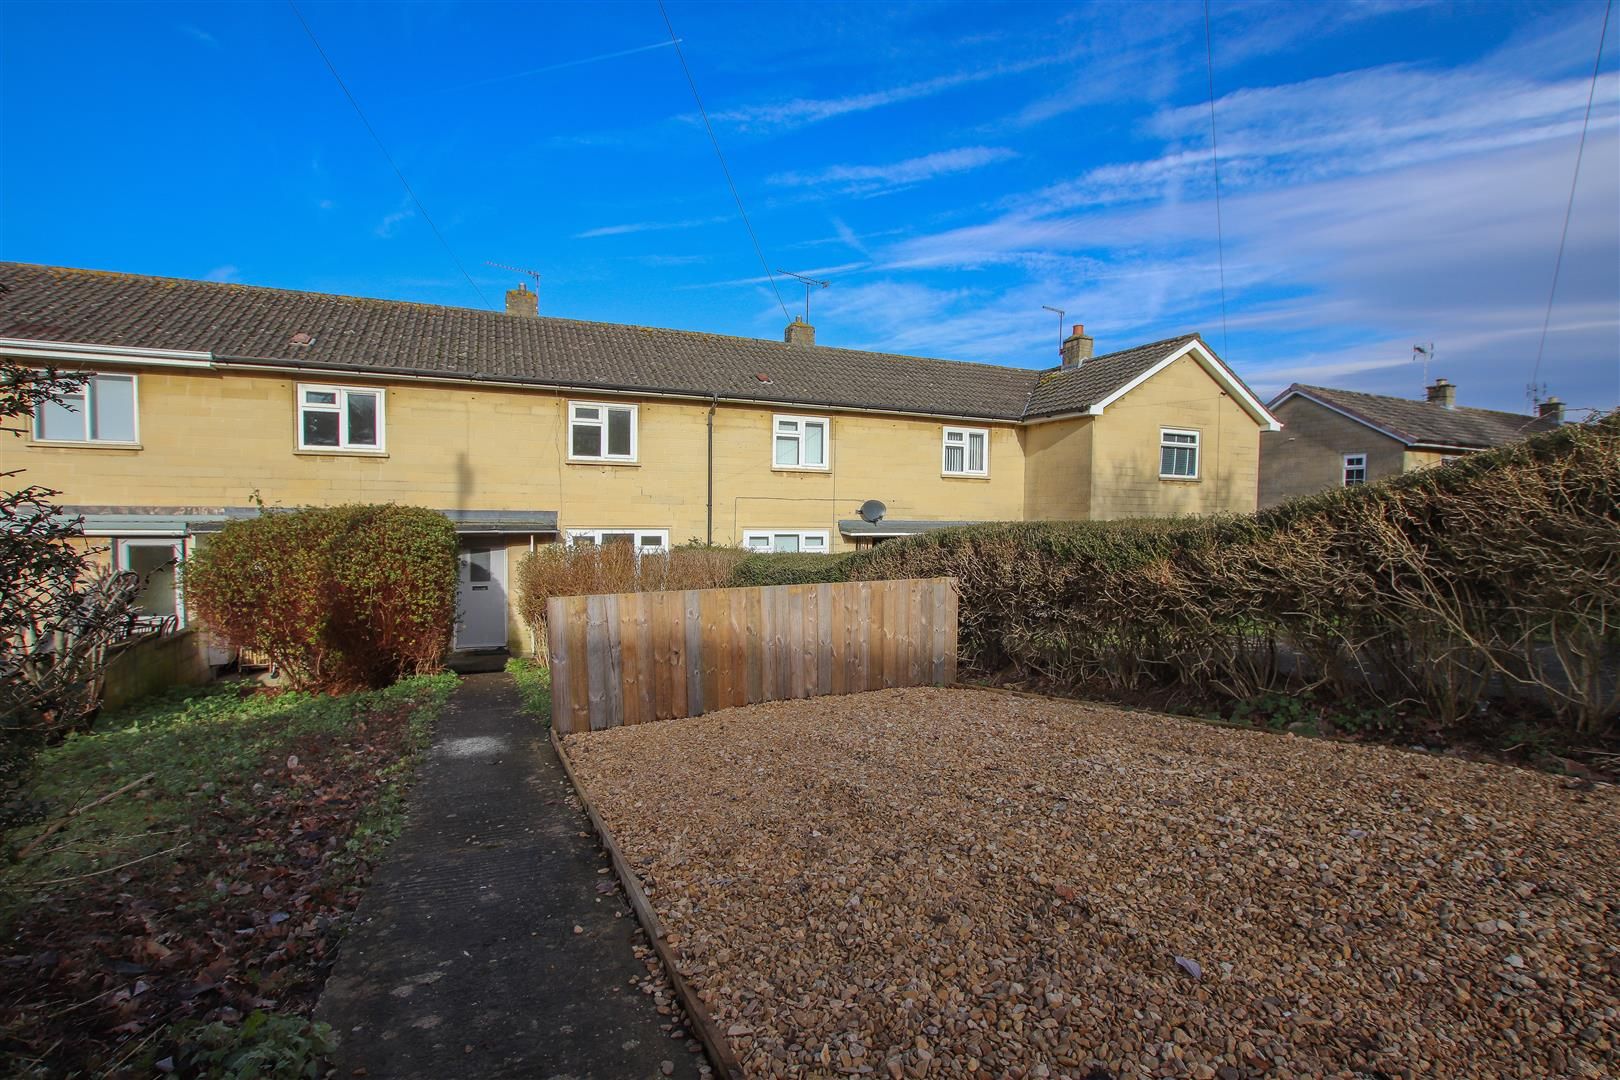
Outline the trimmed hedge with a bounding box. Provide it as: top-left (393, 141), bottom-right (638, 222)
top-left (818, 417), bottom-right (1620, 735)
top-left (728, 551), bottom-right (855, 587)
top-left (186, 505), bottom-right (458, 692)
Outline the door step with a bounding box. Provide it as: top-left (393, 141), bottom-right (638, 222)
top-left (446, 648), bottom-right (511, 675)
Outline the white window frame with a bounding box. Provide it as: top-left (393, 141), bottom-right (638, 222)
top-left (31, 372), bottom-right (140, 445)
top-left (296, 383), bottom-right (387, 452)
top-left (568, 401), bottom-right (638, 463)
top-left (565, 528), bottom-right (669, 553)
top-left (742, 529), bottom-right (831, 553)
top-left (771, 414), bottom-right (830, 471)
top-left (941, 425), bottom-right (990, 477)
top-left (117, 538), bottom-right (186, 627)
top-left (1159, 427), bottom-right (1200, 480)
top-left (1343, 452), bottom-right (1368, 487)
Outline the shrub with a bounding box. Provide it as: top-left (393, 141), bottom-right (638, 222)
top-left (514, 542), bottom-right (748, 657)
top-left (186, 505), bottom-right (457, 692)
top-left (837, 416), bottom-right (1620, 736)
top-left (728, 551), bottom-right (855, 587)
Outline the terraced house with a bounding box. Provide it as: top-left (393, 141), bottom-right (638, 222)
top-left (2, 262), bottom-right (1280, 654)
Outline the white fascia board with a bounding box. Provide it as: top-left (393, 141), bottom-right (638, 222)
top-left (1088, 339), bottom-right (1283, 431)
top-left (0, 338), bottom-right (215, 369)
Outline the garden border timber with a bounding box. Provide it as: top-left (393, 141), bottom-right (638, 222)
top-left (550, 725), bottom-right (743, 1079)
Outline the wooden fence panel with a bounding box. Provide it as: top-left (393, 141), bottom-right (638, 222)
top-left (547, 577), bottom-right (957, 733)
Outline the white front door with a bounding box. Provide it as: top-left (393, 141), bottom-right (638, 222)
top-left (455, 543), bottom-right (508, 649)
top-left (119, 539), bottom-right (185, 627)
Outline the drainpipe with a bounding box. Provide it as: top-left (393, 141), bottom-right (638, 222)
top-left (706, 394), bottom-right (717, 545)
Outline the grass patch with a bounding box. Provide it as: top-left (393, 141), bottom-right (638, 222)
top-left (0, 673), bottom-right (456, 1077)
top-left (507, 658), bottom-right (551, 725)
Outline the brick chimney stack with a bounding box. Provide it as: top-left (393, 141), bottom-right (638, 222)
top-left (1060, 323), bottom-right (1094, 369)
top-left (785, 317), bottom-right (815, 347)
top-left (1425, 377), bottom-right (1456, 410)
top-left (505, 284), bottom-right (537, 317)
top-left (1538, 396), bottom-right (1565, 424)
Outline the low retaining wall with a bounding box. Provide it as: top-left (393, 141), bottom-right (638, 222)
top-left (102, 628), bottom-right (215, 712)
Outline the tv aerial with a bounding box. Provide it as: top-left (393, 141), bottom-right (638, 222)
top-left (777, 268), bottom-right (829, 323)
top-left (486, 261), bottom-right (542, 312)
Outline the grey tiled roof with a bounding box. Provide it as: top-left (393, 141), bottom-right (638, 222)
top-left (1022, 334), bottom-right (1202, 419)
top-left (1279, 384), bottom-right (1559, 450)
top-left (0, 262), bottom-right (1258, 424)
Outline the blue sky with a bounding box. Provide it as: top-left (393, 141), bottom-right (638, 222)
top-left (2, 0), bottom-right (1616, 415)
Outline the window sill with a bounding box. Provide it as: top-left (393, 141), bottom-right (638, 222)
top-left (294, 448), bottom-right (390, 458)
top-left (28, 439), bottom-right (143, 450)
top-left (771, 465), bottom-right (831, 474)
top-left (567, 458), bottom-right (640, 467)
top-left (942, 472), bottom-right (990, 481)
top-left (1159, 475), bottom-right (1201, 483)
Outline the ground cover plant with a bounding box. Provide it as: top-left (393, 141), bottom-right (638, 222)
top-left (565, 686), bottom-right (1620, 1080)
top-left (0, 674), bottom-right (455, 1077)
top-left (186, 505), bottom-right (457, 693)
top-left (506, 657), bottom-right (551, 724)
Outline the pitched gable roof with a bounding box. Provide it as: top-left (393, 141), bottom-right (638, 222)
top-left (0, 262), bottom-right (1275, 427)
top-left (1274, 383), bottom-right (1559, 450)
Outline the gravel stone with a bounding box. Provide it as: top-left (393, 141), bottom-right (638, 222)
top-left (565, 686), bottom-right (1620, 1079)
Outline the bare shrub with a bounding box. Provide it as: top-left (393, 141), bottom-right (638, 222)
top-left (515, 542), bottom-right (748, 657)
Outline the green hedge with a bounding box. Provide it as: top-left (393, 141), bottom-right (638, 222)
top-left (823, 417), bottom-right (1620, 735)
top-left (728, 551), bottom-right (856, 587)
top-left (186, 505), bottom-right (458, 692)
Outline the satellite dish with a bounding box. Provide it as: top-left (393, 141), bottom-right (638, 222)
top-left (858, 499), bottom-right (887, 524)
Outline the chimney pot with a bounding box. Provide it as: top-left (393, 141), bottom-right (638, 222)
top-left (505, 284), bottom-right (537, 317)
top-left (785, 318), bottom-right (815, 347)
top-left (1060, 322), bottom-right (1094, 369)
top-left (1538, 396), bottom-right (1565, 424)
top-left (1425, 378), bottom-right (1456, 410)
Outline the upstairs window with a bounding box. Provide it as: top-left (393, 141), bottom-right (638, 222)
top-left (743, 530), bottom-right (830, 553)
top-left (773, 415), bottom-right (829, 469)
top-left (569, 402), bottom-right (637, 461)
top-left (1159, 428), bottom-right (1200, 479)
top-left (298, 384), bottom-right (384, 451)
top-left (942, 426), bottom-right (989, 476)
top-left (1343, 452), bottom-right (1368, 486)
top-left (34, 373), bottom-right (138, 443)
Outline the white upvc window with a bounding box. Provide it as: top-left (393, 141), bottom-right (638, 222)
top-left (569, 401), bottom-right (637, 462)
top-left (1343, 452), bottom-right (1368, 486)
top-left (118, 538), bottom-right (185, 627)
top-left (1159, 428), bottom-right (1200, 479)
top-left (772, 414), bottom-right (829, 470)
top-left (566, 528), bottom-right (669, 553)
top-left (742, 530), bottom-right (830, 554)
top-left (33, 372), bottom-right (139, 444)
top-left (297, 384), bottom-right (385, 451)
top-left (942, 426), bottom-right (989, 477)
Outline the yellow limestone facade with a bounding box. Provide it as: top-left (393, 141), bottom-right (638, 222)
top-left (14, 350), bottom-right (1269, 653)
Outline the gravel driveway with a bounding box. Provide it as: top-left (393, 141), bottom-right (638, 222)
top-left (563, 686), bottom-right (1619, 1080)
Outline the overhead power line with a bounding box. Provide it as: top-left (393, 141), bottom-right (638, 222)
top-left (1203, 0), bottom-right (1230, 359)
top-left (286, 0), bottom-right (489, 307)
top-left (1530, 0), bottom-right (1612, 401)
top-left (656, 0), bottom-right (792, 322)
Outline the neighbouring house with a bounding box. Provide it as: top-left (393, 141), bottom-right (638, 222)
top-left (1260, 379), bottom-right (1563, 507)
top-left (2, 262), bottom-right (1279, 655)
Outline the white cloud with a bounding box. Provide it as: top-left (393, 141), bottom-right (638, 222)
top-left (573, 216), bottom-right (727, 239)
top-left (374, 207), bottom-right (415, 239)
top-left (203, 265), bottom-right (240, 283)
top-left (179, 24), bottom-right (218, 48)
top-left (768, 147), bottom-right (1018, 196)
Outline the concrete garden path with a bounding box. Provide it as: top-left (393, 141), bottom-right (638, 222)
top-left (316, 673), bottom-right (702, 1079)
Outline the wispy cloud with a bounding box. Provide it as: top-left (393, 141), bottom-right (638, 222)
top-left (768, 147), bottom-right (1018, 197)
top-left (374, 207), bottom-right (415, 239)
top-left (203, 265), bottom-right (240, 283)
top-left (178, 24), bottom-right (218, 48)
top-left (404, 40), bottom-right (679, 100)
top-left (573, 215), bottom-right (727, 239)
